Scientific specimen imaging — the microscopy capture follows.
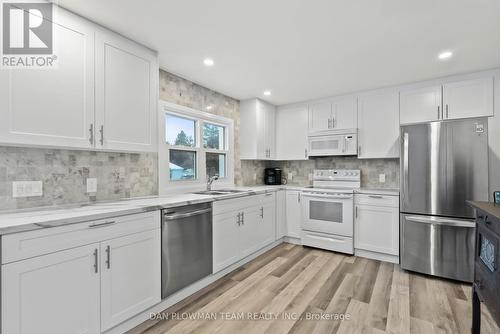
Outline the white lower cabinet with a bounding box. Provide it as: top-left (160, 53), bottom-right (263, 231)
top-left (354, 193), bottom-right (399, 263)
top-left (285, 191), bottom-right (302, 239)
top-left (213, 194), bottom-right (276, 272)
top-left (275, 190), bottom-right (287, 239)
top-left (2, 244), bottom-right (101, 334)
top-left (100, 229), bottom-right (161, 331)
top-left (1, 212), bottom-right (161, 334)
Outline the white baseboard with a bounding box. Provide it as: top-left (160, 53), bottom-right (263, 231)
top-left (354, 248), bottom-right (399, 264)
top-left (283, 236), bottom-right (301, 245)
top-left (105, 239), bottom-right (284, 334)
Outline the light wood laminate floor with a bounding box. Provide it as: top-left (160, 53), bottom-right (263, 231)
top-left (130, 243), bottom-right (499, 334)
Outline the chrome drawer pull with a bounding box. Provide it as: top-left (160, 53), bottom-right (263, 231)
top-left (88, 220), bottom-right (116, 228)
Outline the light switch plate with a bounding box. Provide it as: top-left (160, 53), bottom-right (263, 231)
top-left (86, 178), bottom-right (97, 193)
top-left (288, 172), bottom-right (293, 181)
top-left (253, 173), bottom-right (257, 182)
top-left (379, 174), bottom-right (386, 183)
top-left (12, 181), bottom-right (43, 198)
top-left (308, 173), bottom-right (313, 181)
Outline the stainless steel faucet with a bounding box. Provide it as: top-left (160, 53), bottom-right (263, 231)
top-left (207, 175), bottom-right (219, 191)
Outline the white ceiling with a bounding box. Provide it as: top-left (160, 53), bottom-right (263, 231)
top-left (58, 0), bottom-right (500, 105)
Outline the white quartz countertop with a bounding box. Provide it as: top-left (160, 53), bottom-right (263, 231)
top-left (0, 186), bottom-right (280, 235)
top-left (0, 185), bottom-right (399, 234)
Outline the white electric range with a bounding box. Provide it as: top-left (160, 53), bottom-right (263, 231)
top-left (301, 169), bottom-right (360, 254)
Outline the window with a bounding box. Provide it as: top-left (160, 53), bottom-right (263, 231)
top-left (165, 114), bottom-right (195, 147)
top-left (159, 102), bottom-right (234, 193)
top-left (206, 152), bottom-right (225, 177)
top-left (203, 123), bottom-right (225, 150)
top-left (169, 150), bottom-right (196, 180)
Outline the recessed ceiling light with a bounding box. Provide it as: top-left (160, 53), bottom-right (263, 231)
top-left (203, 58), bottom-right (214, 66)
top-left (263, 90), bottom-right (271, 96)
top-left (438, 51), bottom-right (453, 60)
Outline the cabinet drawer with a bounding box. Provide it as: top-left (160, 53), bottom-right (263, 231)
top-left (2, 211), bottom-right (160, 264)
top-left (355, 194), bottom-right (399, 207)
top-left (213, 193), bottom-right (274, 216)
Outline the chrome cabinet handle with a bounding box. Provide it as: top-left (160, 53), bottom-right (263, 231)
top-left (368, 195), bottom-right (383, 199)
top-left (93, 248), bottom-right (98, 273)
top-left (437, 106), bottom-right (440, 120)
top-left (105, 245), bottom-right (111, 269)
top-left (260, 207), bottom-right (264, 218)
top-left (355, 206), bottom-right (358, 218)
top-left (445, 104), bottom-right (449, 118)
top-left (331, 118), bottom-right (335, 128)
top-left (241, 212), bottom-right (245, 224)
top-left (99, 125), bottom-right (104, 146)
top-left (305, 148), bottom-right (308, 158)
top-left (237, 212), bottom-right (241, 225)
top-left (89, 220), bottom-right (116, 229)
top-left (328, 118), bottom-right (332, 128)
top-left (358, 145), bottom-right (361, 156)
top-left (89, 124), bottom-right (94, 144)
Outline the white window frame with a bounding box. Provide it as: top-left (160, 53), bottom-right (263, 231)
top-left (159, 100), bottom-right (234, 195)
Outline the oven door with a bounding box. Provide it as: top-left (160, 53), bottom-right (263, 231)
top-left (301, 192), bottom-right (353, 237)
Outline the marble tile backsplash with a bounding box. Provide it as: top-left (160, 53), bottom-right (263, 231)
top-left (241, 157), bottom-right (400, 189)
top-left (0, 147), bottom-right (157, 210)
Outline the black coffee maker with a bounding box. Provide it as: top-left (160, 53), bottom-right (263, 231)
top-left (264, 168), bottom-right (282, 185)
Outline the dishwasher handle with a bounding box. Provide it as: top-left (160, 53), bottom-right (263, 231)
top-left (163, 208), bottom-right (212, 221)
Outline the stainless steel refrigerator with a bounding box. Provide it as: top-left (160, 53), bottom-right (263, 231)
top-left (400, 118), bottom-right (489, 282)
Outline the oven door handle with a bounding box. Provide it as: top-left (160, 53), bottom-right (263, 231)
top-left (301, 193), bottom-right (353, 200)
top-left (405, 216), bottom-right (475, 228)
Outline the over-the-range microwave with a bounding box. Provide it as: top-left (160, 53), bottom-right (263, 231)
top-left (307, 131), bottom-right (357, 156)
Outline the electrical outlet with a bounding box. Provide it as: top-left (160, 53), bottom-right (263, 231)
top-left (253, 173), bottom-right (257, 181)
top-left (379, 174), bottom-right (386, 183)
top-left (12, 181), bottom-right (43, 198)
top-left (288, 172), bottom-right (293, 181)
top-left (86, 178), bottom-right (97, 193)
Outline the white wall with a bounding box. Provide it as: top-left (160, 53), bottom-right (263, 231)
top-left (489, 75), bottom-right (500, 200)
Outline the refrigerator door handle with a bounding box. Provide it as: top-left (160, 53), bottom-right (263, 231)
top-left (403, 132), bottom-right (409, 206)
top-left (405, 216), bottom-right (476, 228)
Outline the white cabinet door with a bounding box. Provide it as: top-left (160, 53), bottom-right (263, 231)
top-left (239, 206), bottom-right (262, 258)
top-left (0, 9), bottom-right (95, 148)
top-left (100, 229), bottom-right (161, 331)
top-left (276, 104), bottom-right (309, 160)
top-left (358, 89), bottom-right (400, 158)
top-left (240, 99), bottom-right (276, 159)
top-left (286, 191), bottom-right (302, 238)
top-left (400, 85), bottom-right (442, 124)
top-left (275, 190), bottom-right (287, 239)
top-left (213, 211), bottom-right (241, 272)
top-left (309, 101), bottom-right (332, 133)
top-left (95, 30), bottom-right (158, 152)
top-left (260, 200), bottom-right (277, 247)
top-left (355, 204), bottom-right (399, 255)
top-left (332, 95), bottom-right (357, 130)
top-left (2, 244), bottom-right (100, 334)
top-left (443, 77), bottom-right (494, 120)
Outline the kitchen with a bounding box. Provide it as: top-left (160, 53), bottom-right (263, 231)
top-left (0, 1), bottom-right (500, 334)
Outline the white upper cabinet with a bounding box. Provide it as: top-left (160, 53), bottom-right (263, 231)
top-left (0, 9), bottom-right (95, 148)
top-left (443, 77), bottom-right (494, 120)
top-left (308, 101), bottom-right (332, 133)
top-left (332, 95), bottom-right (358, 130)
top-left (400, 85), bottom-right (442, 124)
top-left (358, 89), bottom-right (400, 159)
top-left (95, 30), bottom-right (158, 152)
top-left (240, 99), bottom-right (276, 160)
top-left (400, 76), bottom-right (494, 125)
top-left (308, 95), bottom-right (357, 134)
top-left (0, 5), bottom-right (158, 152)
top-left (276, 104), bottom-right (309, 160)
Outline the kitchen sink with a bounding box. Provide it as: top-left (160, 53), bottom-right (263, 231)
top-left (192, 189), bottom-right (249, 195)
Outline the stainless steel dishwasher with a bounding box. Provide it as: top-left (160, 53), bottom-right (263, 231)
top-left (162, 202), bottom-right (213, 299)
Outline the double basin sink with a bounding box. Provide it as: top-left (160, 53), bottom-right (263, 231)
top-left (192, 189), bottom-right (249, 196)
